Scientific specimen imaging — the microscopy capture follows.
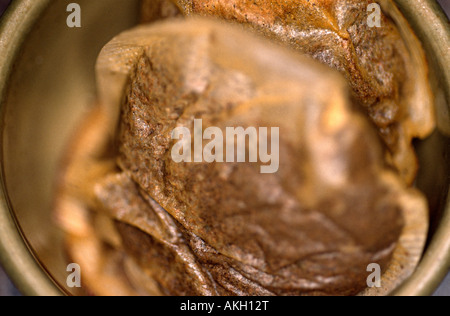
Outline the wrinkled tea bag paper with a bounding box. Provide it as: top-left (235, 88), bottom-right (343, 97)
top-left (55, 18), bottom-right (429, 296)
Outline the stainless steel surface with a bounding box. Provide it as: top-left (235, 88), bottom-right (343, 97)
top-left (0, 0), bottom-right (10, 295)
top-left (0, 0), bottom-right (18, 298)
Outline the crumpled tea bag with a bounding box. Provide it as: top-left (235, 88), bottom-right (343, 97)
top-left (56, 18), bottom-right (428, 296)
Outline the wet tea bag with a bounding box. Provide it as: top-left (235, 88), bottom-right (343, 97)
top-left (55, 18), bottom-right (428, 296)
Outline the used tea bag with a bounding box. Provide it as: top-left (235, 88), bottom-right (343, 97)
top-left (56, 19), bottom-right (428, 296)
top-left (142, 0), bottom-right (435, 184)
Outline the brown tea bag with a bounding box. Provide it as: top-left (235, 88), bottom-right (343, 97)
top-left (56, 19), bottom-right (428, 296)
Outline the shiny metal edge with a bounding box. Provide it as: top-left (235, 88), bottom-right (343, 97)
top-left (391, 0), bottom-right (450, 297)
top-left (0, 0), bottom-right (62, 296)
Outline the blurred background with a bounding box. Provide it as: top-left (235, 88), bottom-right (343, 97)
top-left (0, 0), bottom-right (449, 296)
